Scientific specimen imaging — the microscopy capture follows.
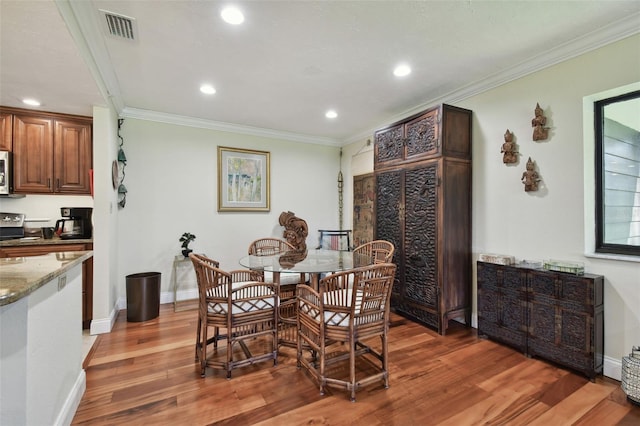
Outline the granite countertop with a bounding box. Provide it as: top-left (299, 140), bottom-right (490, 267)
top-left (0, 251), bottom-right (93, 306)
top-left (0, 237), bottom-right (93, 247)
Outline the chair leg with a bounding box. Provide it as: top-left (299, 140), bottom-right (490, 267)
top-left (319, 340), bottom-right (326, 396)
top-left (350, 339), bottom-right (356, 402)
top-left (273, 320), bottom-right (278, 366)
top-left (382, 333), bottom-right (389, 389)
top-left (200, 323), bottom-right (208, 378)
top-left (226, 336), bottom-right (233, 380)
top-left (195, 316), bottom-right (201, 361)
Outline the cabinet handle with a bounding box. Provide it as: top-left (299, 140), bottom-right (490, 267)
top-left (47, 178), bottom-right (51, 188)
top-left (56, 178), bottom-right (60, 189)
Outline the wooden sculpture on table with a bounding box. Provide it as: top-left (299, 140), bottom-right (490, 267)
top-left (279, 249), bottom-right (308, 268)
top-left (501, 129), bottom-right (518, 164)
top-left (279, 210), bottom-right (308, 251)
top-left (521, 157), bottom-right (541, 192)
top-left (531, 103), bottom-right (549, 141)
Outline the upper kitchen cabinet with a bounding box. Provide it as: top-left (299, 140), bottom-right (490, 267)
top-left (374, 104), bottom-right (472, 168)
top-left (0, 112), bottom-right (12, 151)
top-left (4, 107), bottom-right (92, 195)
top-left (54, 119), bottom-right (93, 194)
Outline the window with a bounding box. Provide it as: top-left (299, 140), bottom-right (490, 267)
top-left (595, 90), bottom-right (640, 256)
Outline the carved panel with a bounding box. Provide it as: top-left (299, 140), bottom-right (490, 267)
top-left (374, 104), bottom-right (472, 335)
top-left (403, 165), bottom-right (437, 309)
top-left (478, 261), bottom-right (604, 379)
top-left (353, 173), bottom-right (375, 248)
top-left (374, 124), bottom-right (403, 165)
top-left (477, 262), bottom-right (527, 353)
top-left (405, 109), bottom-right (438, 159)
top-left (375, 170), bottom-right (402, 295)
top-left (530, 272), bottom-right (555, 298)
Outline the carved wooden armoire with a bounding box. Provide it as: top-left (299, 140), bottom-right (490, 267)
top-left (374, 104), bottom-right (472, 335)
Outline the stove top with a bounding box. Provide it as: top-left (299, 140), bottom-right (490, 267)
top-left (0, 212), bottom-right (25, 240)
top-left (0, 212), bottom-right (25, 227)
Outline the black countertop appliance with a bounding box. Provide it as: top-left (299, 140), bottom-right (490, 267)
top-left (0, 212), bottom-right (25, 240)
top-left (55, 207), bottom-right (93, 239)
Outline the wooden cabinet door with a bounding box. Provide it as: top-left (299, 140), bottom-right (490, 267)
top-left (374, 123), bottom-right (404, 167)
top-left (528, 270), bottom-right (598, 378)
top-left (405, 108), bottom-right (439, 162)
top-left (375, 169), bottom-right (403, 302)
top-left (377, 161), bottom-right (441, 330)
top-left (0, 112), bottom-right (12, 151)
top-left (477, 262), bottom-right (527, 353)
top-left (401, 162), bottom-right (440, 329)
top-left (13, 115), bottom-right (54, 193)
top-left (54, 119), bottom-right (92, 194)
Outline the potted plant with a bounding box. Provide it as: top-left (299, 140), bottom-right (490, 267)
top-left (179, 232), bottom-right (196, 257)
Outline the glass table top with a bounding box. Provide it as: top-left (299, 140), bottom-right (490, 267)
top-left (238, 249), bottom-right (370, 274)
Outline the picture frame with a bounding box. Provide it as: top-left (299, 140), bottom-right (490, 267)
top-left (217, 146), bottom-right (270, 212)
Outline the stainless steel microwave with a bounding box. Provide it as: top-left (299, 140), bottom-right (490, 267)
top-left (0, 151), bottom-right (11, 195)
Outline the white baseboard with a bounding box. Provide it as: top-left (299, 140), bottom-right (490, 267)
top-left (89, 302), bottom-right (120, 335)
top-left (604, 355), bottom-right (621, 381)
top-left (54, 369), bottom-right (86, 426)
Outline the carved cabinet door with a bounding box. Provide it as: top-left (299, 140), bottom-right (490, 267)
top-left (477, 262), bottom-right (528, 353)
top-left (374, 123), bottom-right (403, 167)
top-left (375, 169), bottom-right (403, 300)
top-left (527, 270), bottom-right (598, 378)
top-left (405, 108), bottom-right (439, 162)
top-left (374, 108), bottom-right (441, 169)
top-left (376, 160), bottom-right (442, 330)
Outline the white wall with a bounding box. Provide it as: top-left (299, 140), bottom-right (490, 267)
top-left (116, 118), bottom-right (341, 299)
top-left (0, 195), bottom-right (93, 229)
top-left (91, 105), bottom-right (120, 334)
top-left (342, 34), bottom-right (640, 379)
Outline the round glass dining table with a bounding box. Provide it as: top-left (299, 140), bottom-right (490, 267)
top-left (238, 249), bottom-right (370, 289)
top-left (239, 249), bottom-right (372, 348)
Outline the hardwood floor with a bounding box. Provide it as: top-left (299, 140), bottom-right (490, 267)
top-left (73, 304), bottom-right (639, 425)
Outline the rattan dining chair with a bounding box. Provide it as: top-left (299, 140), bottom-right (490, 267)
top-left (189, 253), bottom-right (219, 361)
top-left (247, 237), bottom-right (294, 256)
top-left (189, 253), bottom-right (278, 378)
top-left (296, 262), bottom-right (397, 401)
top-left (353, 240), bottom-right (395, 264)
top-left (247, 237), bottom-right (306, 347)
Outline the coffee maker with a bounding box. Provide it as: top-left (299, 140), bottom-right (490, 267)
top-left (55, 207), bottom-right (93, 239)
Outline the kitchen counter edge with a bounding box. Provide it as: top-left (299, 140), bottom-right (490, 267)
top-left (0, 237), bottom-right (93, 247)
top-left (0, 251), bottom-right (93, 306)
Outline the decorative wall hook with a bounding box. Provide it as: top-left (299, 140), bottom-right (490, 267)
top-left (117, 118), bottom-right (127, 208)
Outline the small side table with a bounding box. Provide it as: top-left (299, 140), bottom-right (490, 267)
top-left (172, 254), bottom-right (199, 312)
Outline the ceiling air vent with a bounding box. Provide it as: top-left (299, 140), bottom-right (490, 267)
top-left (100, 10), bottom-right (138, 41)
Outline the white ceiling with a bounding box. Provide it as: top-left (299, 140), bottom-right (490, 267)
top-left (1, 1), bottom-right (639, 146)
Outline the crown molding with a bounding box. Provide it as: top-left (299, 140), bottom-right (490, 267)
top-left (55, 0), bottom-right (125, 113)
top-left (58, 1), bottom-right (639, 147)
top-left (344, 12), bottom-right (640, 145)
top-left (121, 107), bottom-right (342, 146)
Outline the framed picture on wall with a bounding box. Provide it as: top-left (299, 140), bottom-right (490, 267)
top-left (217, 146), bottom-right (270, 212)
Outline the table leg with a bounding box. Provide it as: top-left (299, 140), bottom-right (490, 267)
top-left (310, 273), bottom-right (321, 291)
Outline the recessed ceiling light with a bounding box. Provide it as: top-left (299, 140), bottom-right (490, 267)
top-left (393, 64), bottom-right (411, 77)
top-left (221, 6), bottom-right (244, 25)
top-left (200, 84), bottom-right (216, 95)
top-left (325, 110), bottom-right (338, 119)
top-left (22, 98), bottom-right (41, 106)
